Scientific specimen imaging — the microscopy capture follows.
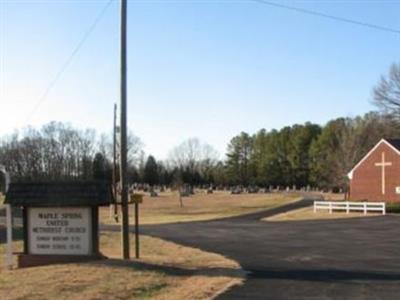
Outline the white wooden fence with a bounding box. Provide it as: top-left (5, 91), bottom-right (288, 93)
top-left (313, 201), bottom-right (386, 215)
top-left (0, 204), bottom-right (13, 269)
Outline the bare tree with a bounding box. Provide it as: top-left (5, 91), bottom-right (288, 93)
top-left (127, 130), bottom-right (143, 166)
top-left (167, 138), bottom-right (219, 185)
top-left (0, 122), bottom-right (143, 181)
top-left (169, 138), bottom-right (218, 168)
top-left (373, 62), bottom-right (400, 116)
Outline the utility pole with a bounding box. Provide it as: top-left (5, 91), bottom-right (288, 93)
top-left (120, 0), bottom-right (130, 259)
top-left (112, 103), bottom-right (119, 222)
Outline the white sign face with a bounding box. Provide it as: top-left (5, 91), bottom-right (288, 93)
top-left (396, 187), bottom-right (400, 194)
top-left (28, 207), bottom-right (92, 255)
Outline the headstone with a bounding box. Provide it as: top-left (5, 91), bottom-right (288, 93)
top-left (179, 185), bottom-right (191, 197)
top-left (231, 186), bottom-right (242, 195)
top-left (247, 186), bottom-right (259, 193)
top-left (179, 190), bottom-right (190, 197)
top-left (149, 186), bottom-right (158, 197)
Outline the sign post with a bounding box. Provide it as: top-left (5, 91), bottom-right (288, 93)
top-left (130, 193), bottom-right (142, 258)
top-left (1, 204), bottom-right (13, 269)
top-left (135, 202), bottom-right (139, 258)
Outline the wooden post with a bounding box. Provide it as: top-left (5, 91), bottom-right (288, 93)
top-left (5, 204), bottom-right (12, 269)
top-left (120, 0), bottom-right (130, 259)
top-left (135, 202), bottom-right (139, 259)
top-left (130, 193), bottom-right (142, 259)
top-left (23, 207), bottom-right (28, 254)
top-left (91, 207), bottom-right (99, 255)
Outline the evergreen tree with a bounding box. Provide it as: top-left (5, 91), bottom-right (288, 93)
top-left (226, 132), bottom-right (253, 185)
top-left (92, 152), bottom-right (111, 181)
top-left (143, 155), bottom-right (159, 186)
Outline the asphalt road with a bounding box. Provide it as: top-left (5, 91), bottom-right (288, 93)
top-left (104, 198), bottom-right (400, 299)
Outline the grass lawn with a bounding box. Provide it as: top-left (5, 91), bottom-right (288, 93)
top-left (264, 206), bottom-right (382, 222)
top-left (319, 192), bottom-right (346, 201)
top-left (0, 232), bottom-right (244, 300)
top-left (100, 191), bottom-right (300, 225)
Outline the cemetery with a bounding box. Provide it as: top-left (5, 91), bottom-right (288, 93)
top-left (2, 0), bottom-right (400, 298)
top-left (1, 186), bottom-right (304, 300)
top-left (3, 177), bottom-right (400, 299)
top-left (99, 189), bottom-right (300, 225)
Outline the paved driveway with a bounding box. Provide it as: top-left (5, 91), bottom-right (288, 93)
top-left (105, 198), bottom-right (400, 299)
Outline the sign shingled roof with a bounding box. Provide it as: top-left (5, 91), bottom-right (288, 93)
top-left (5, 181), bottom-right (112, 207)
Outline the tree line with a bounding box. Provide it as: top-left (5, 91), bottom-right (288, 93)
top-left (225, 113), bottom-right (398, 191)
top-left (1, 112), bottom-right (397, 191)
top-left (1, 62), bottom-right (399, 191)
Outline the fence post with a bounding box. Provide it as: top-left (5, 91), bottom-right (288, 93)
top-left (5, 204), bottom-right (13, 269)
top-left (329, 202), bottom-right (332, 214)
top-left (363, 202), bottom-right (367, 215)
top-left (383, 203), bottom-right (386, 215)
top-left (346, 202), bottom-right (349, 214)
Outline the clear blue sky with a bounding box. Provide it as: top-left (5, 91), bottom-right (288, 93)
top-left (1, 0), bottom-right (399, 159)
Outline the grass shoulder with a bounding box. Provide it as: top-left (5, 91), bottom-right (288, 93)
top-left (0, 232), bottom-right (244, 300)
top-left (264, 206), bottom-right (382, 222)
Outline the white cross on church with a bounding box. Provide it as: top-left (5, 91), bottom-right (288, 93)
top-left (375, 152), bottom-right (392, 195)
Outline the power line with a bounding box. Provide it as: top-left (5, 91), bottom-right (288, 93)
top-left (21, 0), bottom-right (400, 127)
top-left (23, 0), bottom-right (114, 126)
top-left (251, 0), bottom-right (400, 35)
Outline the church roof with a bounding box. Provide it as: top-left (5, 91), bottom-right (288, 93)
top-left (347, 138), bottom-right (400, 180)
top-left (385, 139), bottom-right (400, 151)
top-left (5, 181), bottom-right (112, 207)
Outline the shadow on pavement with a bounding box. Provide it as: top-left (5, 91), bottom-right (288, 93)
top-left (247, 268), bottom-right (400, 282)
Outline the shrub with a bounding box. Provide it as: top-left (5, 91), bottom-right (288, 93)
top-left (386, 203), bottom-right (400, 213)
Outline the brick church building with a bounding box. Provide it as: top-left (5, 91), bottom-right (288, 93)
top-left (348, 138), bottom-right (400, 203)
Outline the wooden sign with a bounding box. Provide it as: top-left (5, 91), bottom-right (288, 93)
top-left (130, 193), bottom-right (143, 204)
top-left (5, 181), bottom-right (112, 268)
